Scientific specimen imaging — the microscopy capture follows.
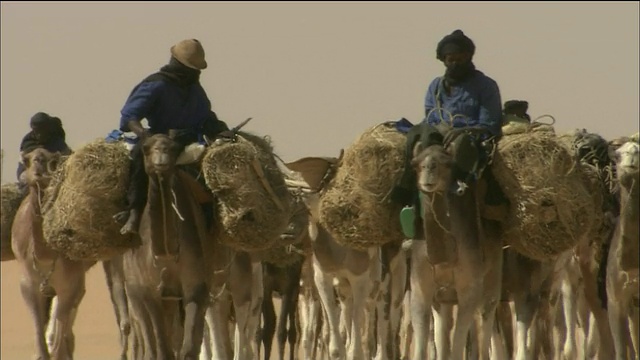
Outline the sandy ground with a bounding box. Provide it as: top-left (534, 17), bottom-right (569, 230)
top-left (1, 261), bottom-right (124, 359)
top-left (1, 260), bottom-right (288, 359)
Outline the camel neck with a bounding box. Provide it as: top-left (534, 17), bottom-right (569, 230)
top-left (28, 185), bottom-right (45, 217)
top-left (26, 184), bottom-right (56, 260)
top-left (619, 176), bottom-right (639, 243)
top-left (147, 173), bottom-right (182, 257)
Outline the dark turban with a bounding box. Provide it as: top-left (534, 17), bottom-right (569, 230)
top-left (436, 30), bottom-right (476, 61)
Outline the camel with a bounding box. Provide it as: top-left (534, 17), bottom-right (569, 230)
top-left (297, 253), bottom-right (326, 360)
top-left (496, 247), bottom-right (570, 360)
top-left (607, 140), bottom-right (639, 359)
top-left (11, 148), bottom-right (91, 360)
top-left (283, 156), bottom-right (384, 360)
top-left (260, 259), bottom-right (304, 360)
top-left (370, 241), bottom-right (408, 360)
top-left (121, 134), bottom-right (214, 359)
top-left (199, 248), bottom-right (263, 360)
top-left (259, 202), bottom-right (309, 360)
top-left (550, 129), bottom-right (619, 359)
top-left (409, 142), bottom-right (503, 360)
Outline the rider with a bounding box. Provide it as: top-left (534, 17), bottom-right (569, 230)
top-left (393, 30), bottom-right (509, 257)
top-left (17, 112), bottom-right (72, 190)
top-left (114, 38), bottom-right (230, 235)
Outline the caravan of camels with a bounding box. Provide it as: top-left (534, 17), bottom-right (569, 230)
top-left (1, 115), bottom-right (638, 360)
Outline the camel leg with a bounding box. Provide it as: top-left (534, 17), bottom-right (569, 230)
top-left (451, 285), bottom-right (481, 360)
top-left (206, 292), bottom-right (233, 360)
top-left (282, 266), bottom-right (301, 360)
top-left (297, 286), bottom-right (312, 360)
top-left (629, 305), bottom-right (640, 359)
top-left (228, 252), bottom-right (257, 360)
top-left (374, 269), bottom-right (391, 360)
top-left (513, 291), bottom-right (538, 360)
top-left (346, 271), bottom-right (372, 360)
top-left (247, 261), bottom-right (263, 359)
top-left (20, 277), bottom-right (51, 360)
top-left (48, 269), bottom-right (86, 360)
top-left (534, 295), bottom-right (554, 360)
top-left (131, 315), bottom-right (146, 359)
top-left (477, 273), bottom-right (502, 359)
top-left (432, 301), bottom-right (453, 360)
top-left (200, 319), bottom-right (212, 360)
top-left (389, 253), bottom-right (407, 360)
top-left (313, 258), bottom-right (345, 360)
top-left (559, 274), bottom-right (578, 360)
top-left (495, 301), bottom-right (514, 357)
top-left (399, 288), bottom-right (413, 360)
top-left (410, 243), bottom-right (435, 360)
top-left (337, 283), bottom-right (353, 348)
top-left (127, 287), bottom-right (166, 359)
top-left (103, 258), bottom-right (131, 360)
top-left (262, 288), bottom-right (276, 360)
top-left (45, 296), bottom-right (57, 352)
top-left (491, 309), bottom-right (509, 360)
top-left (609, 303), bottom-right (629, 360)
top-left (580, 261), bottom-right (615, 359)
top-left (552, 294), bottom-right (566, 360)
top-left (178, 280), bottom-right (207, 360)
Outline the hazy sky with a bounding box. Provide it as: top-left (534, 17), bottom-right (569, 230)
top-left (1, 1), bottom-right (638, 182)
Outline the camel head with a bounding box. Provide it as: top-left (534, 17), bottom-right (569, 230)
top-left (573, 131), bottom-right (609, 166)
top-left (411, 142), bottom-right (453, 194)
top-left (142, 134), bottom-right (182, 176)
top-left (613, 141), bottom-right (640, 187)
top-left (21, 148), bottom-right (60, 188)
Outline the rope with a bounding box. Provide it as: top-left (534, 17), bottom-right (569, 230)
top-left (157, 175), bottom-right (179, 261)
top-left (250, 158), bottom-right (285, 211)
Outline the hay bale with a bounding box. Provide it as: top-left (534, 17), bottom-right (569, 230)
top-left (202, 132), bottom-right (292, 252)
top-left (42, 139), bottom-right (139, 261)
top-left (492, 130), bottom-right (596, 261)
top-left (1, 182), bottom-right (25, 261)
top-left (259, 194), bottom-right (310, 267)
top-left (319, 122), bottom-right (406, 250)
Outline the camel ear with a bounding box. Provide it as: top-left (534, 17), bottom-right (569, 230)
top-left (410, 141), bottom-right (423, 167)
top-left (47, 152), bottom-right (62, 173)
top-left (608, 137), bottom-right (629, 160)
top-left (142, 137), bottom-right (155, 156)
top-left (21, 151), bottom-right (31, 168)
top-left (284, 157), bottom-right (335, 191)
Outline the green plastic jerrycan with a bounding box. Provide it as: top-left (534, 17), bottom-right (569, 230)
top-left (399, 193), bottom-right (426, 239)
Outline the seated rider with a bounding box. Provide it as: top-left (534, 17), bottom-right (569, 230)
top-left (114, 38), bottom-right (230, 235)
top-left (16, 112), bottom-right (72, 191)
top-left (393, 29), bottom-right (509, 239)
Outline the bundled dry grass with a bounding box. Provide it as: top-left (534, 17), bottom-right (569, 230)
top-left (42, 139), bottom-right (139, 261)
top-left (202, 132), bottom-right (292, 252)
top-left (1, 182), bottom-right (24, 261)
top-left (258, 194), bottom-right (310, 267)
top-left (319, 122), bottom-right (406, 250)
top-left (492, 129), bottom-right (596, 261)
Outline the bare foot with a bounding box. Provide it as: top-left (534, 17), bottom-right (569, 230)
top-left (113, 211), bottom-right (129, 224)
top-left (120, 221), bottom-right (138, 235)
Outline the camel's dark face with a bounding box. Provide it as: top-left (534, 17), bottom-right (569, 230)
top-left (412, 144), bottom-right (453, 194)
top-left (615, 141), bottom-right (640, 186)
top-left (574, 132), bottom-right (609, 166)
top-left (21, 148), bottom-right (60, 188)
top-left (142, 135), bottom-right (181, 176)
